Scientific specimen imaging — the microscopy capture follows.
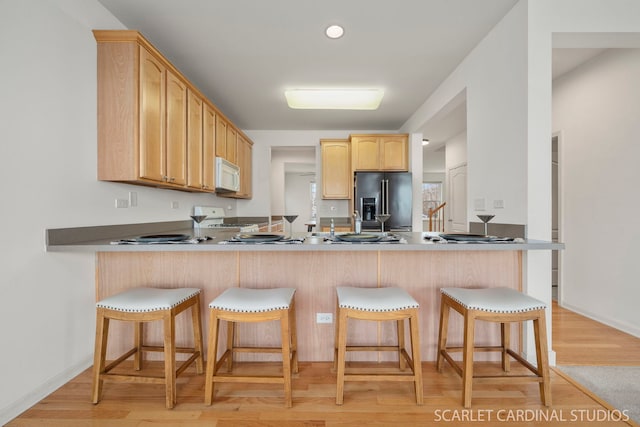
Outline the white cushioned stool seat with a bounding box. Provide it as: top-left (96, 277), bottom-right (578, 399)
top-left (436, 286), bottom-right (550, 408)
top-left (97, 287), bottom-right (201, 312)
top-left (209, 287), bottom-right (295, 312)
top-left (92, 287), bottom-right (204, 409)
top-left (440, 287), bottom-right (546, 313)
top-left (337, 286), bottom-right (420, 312)
top-left (334, 287), bottom-right (423, 405)
top-left (205, 287), bottom-right (298, 407)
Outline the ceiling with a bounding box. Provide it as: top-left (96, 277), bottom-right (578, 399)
top-left (97, 0), bottom-right (519, 132)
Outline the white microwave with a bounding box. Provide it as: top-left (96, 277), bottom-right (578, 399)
top-left (215, 157), bottom-right (240, 192)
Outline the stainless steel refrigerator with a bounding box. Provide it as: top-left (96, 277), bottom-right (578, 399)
top-left (354, 172), bottom-right (412, 231)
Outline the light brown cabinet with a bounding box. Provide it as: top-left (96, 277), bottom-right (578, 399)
top-left (202, 104), bottom-right (216, 191)
top-left (96, 31), bottom-right (189, 189)
top-left (237, 134), bottom-right (252, 198)
top-left (320, 139), bottom-right (351, 199)
top-left (351, 134), bottom-right (408, 171)
top-left (219, 133), bottom-right (252, 199)
top-left (215, 116), bottom-right (237, 165)
top-left (94, 30), bottom-right (252, 196)
top-left (186, 89), bottom-right (203, 190)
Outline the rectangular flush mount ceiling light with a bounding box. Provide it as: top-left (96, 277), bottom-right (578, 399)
top-left (285, 89), bottom-right (384, 110)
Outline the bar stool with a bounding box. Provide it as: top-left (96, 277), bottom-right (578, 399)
top-left (334, 286), bottom-right (423, 405)
top-left (436, 287), bottom-right (551, 408)
top-left (205, 287), bottom-right (298, 407)
top-left (91, 287), bottom-right (204, 409)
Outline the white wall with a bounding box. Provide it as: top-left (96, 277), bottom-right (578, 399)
top-left (0, 1), bottom-right (233, 423)
top-left (553, 49), bottom-right (640, 336)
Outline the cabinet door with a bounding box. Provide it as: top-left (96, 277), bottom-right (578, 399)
top-left (202, 104), bottom-right (216, 191)
top-left (139, 47), bottom-right (165, 182)
top-left (321, 139), bottom-right (351, 199)
top-left (236, 135), bottom-right (252, 198)
top-left (165, 70), bottom-right (187, 185)
top-left (226, 126), bottom-right (237, 164)
top-left (351, 136), bottom-right (380, 170)
top-left (215, 116), bottom-right (227, 159)
top-left (186, 89), bottom-right (203, 189)
top-left (380, 135), bottom-right (408, 171)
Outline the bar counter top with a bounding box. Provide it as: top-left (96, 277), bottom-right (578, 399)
top-left (46, 222), bottom-right (562, 252)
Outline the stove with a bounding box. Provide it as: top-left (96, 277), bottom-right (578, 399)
top-left (193, 206), bottom-right (259, 233)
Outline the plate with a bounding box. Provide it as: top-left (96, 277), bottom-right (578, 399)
top-left (439, 233), bottom-right (493, 242)
top-left (234, 234), bottom-right (284, 243)
top-left (134, 234), bottom-right (191, 243)
top-left (335, 233), bottom-right (382, 242)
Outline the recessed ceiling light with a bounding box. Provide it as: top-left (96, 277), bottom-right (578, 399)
top-left (285, 89), bottom-right (384, 110)
top-left (422, 139), bottom-right (430, 146)
top-left (325, 25), bottom-right (344, 39)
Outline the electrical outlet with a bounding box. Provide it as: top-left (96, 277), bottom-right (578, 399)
top-left (115, 198), bottom-right (128, 208)
top-left (316, 313), bottom-right (333, 324)
top-left (128, 191), bottom-right (138, 207)
top-left (171, 201), bottom-right (179, 209)
top-left (493, 199), bottom-right (505, 209)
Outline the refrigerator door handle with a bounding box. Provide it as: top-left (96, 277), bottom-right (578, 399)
top-left (382, 179), bottom-right (389, 215)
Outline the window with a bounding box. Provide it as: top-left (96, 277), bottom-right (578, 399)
top-left (422, 182), bottom-right (443, 219)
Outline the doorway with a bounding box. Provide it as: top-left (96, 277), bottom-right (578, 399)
top-left (448, 163), bottom-right (468, 232)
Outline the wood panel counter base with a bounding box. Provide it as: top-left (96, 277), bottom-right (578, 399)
top-left (96, 250), bottom-right (523, 363)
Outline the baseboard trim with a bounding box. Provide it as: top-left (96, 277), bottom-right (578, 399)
top-left (0, 357), bottom-right (92, 426)
top-left (560, 302), bottom-right (640, 339)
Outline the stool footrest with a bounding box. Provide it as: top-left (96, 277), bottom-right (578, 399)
top-left (344, 374), bottom-right (419, 382)
top-left (344, 345), bottom-right (408, 352)
top-left (232, 346), bottom-right (289, 354)
top-left (99, 373), bottom-right (166, 384)
top-left (211, 374), bottom-right (286, 384)
top-left (104, 348), bottom-right (138, 373)
top-left (141, 345), bottom-right (201, 354)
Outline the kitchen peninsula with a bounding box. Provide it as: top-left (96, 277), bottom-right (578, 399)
top-left (47, 224), bottom-right (561, 364)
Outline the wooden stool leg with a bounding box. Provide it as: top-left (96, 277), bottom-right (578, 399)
top-left (289, 299), bottom-right (299, 373)
top-left (409, 310), bottom-right (424, 405)
top-left (280, 310), bottom-right (293, 408)
top-left (163, 313), bottom-right (176, 409)
top-left (501, 322), bottom-right (511, 372)
top-left (436, 297), bottom-right (450, 372)
top-left (91, 311), bottom-right (109, 404)
top-left (204, 311), bottom-right (220, 405)
top-left (462, 311), bottom-right (475, 408)
top-left (397, 319), bottom-right (407, 370)
top-left (534, 310), bottom-right (552, 406)
top-left (226, 321), bottom-right (234, 371)
top-left (134, 321), bottom-right (143, 371)
top-left (191, 296), bottom-right (204, 374)
top-left (335, 308), bottom-right (348, 405)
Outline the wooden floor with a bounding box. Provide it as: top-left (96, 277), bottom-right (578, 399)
top-left (6, 302), bottom-right (640, 427)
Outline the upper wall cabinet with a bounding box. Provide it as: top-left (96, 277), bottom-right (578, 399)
top-left (93, 30), bottom-right (253, 196)
top-left (320, 139), bottom-right (351, 199)
top-left (351, 134), bottom-right (409, 171)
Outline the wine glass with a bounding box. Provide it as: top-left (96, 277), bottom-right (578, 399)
top-left (477, 214), bottom-right (495, 236)
top-left (283, 215), bottom-right (298, 238)
top-left (190, 214), bottom-right (207, 239)
top-left (375, 213), bottom-right (391, 233)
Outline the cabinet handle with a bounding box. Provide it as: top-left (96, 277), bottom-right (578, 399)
top-left (162, 175), bottom-right (168, 182)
